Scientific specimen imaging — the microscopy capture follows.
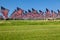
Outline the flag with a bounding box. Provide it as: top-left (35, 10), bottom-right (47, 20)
top-left (28, 9), bottom-right (31, 13)
top-left (45, 8), bottom-right (51, 18)
top-left (39, 10), bottom-right (42, 12)
top-left (57, 9), bottom-right (60, 12)
top-left (11, 7), bottom-right (24, 19)
top-left (51, 10), bottom-right (54, 17)
top-left (57, 9), bottom-right (60, 15)
top-left (46, 8), bottom-right (49, 12)
top-left (25, 11), bottom-right (27, 14)
top-left (11, 10), bottom-right (17, 19)
top-left (39, 10), bottom-right (44, 19)
top-left (51, 10), bottom-right (53, 13)
top-left (17, 7), bottom-right (23, 15)
top-left (39, 10), bottom-right (44, 15)
top-left (51, 10), bottom-right (57, 19)
top-left (23, 11), bottom-right (28, 15)
top-left (39, 10), bottom-right (43, 15)
top-left (1, 6), bottom-right (9, 19)
top-left (32, 8), bottom-right (37, 14)
top-left (32, 8), bottom-right (35, 11)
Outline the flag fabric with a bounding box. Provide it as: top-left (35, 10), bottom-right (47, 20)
top-left (11, 10), bottom-right (17, 19)
top-left (39, 10), bottom-right (44, 19)
top-left (32, 8), bottom-right (37, 14)
top-left (39, 10), bottom-right (44, 15)
top-left (25, 11), bottom-right (27, 14)
top-left (1, 6), bottom-right (9, 19)
top-left (1, 6), bottom-right (60, 20)
top-left (57, 9), bottom-right (60, 15)
top-left (45, 8), bottom-right (51, 18)
top-left (11, 7), bottom-right (24, 19)
top-left (51, 10), bottom-right (54, 17)
top-left (17, 7), bottom-right (23, 15)
top-left (28, 9), bottom-right (31, 13)
top-left (51, 10), bottom-right (57, 19)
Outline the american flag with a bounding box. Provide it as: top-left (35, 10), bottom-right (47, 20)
top-left (51, 10), bottom-right (57, 18)
top-left (17, 7), bottom-right (23, 15)
top-left (11, 7), bottom-right (24, 19)
top-left (11, 10), bottom-right (17, 19)
top-left (45, 8), bottom-right (51, 18)
top-left (57, 9), bottom-right (60, 15)
top-left (1, 6), bottom-right (9, 19)
top-left (32, 8), bottom-right (38, 14)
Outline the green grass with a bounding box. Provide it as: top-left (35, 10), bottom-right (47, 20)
top-left (0, 20), bottom-right (60, 40)
top-left (0, 20), bottom-right (60, 26)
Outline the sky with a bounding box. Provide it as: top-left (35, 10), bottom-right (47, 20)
top-left (0, 0), bottom-right (60, 16)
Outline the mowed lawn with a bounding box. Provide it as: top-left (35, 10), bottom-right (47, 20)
top-left (0, 20), bottom-right (60, 40)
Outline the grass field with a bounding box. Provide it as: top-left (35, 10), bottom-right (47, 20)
top-left (0, 20), bottom-right (60, 40)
